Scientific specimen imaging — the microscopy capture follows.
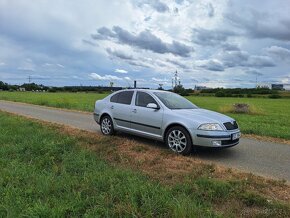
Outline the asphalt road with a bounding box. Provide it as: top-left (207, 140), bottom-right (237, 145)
top-left (1, 100), bottom-right (289, 181)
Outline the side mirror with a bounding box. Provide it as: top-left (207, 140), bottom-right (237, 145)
top-left (146, 103), bottom-right (159, 110)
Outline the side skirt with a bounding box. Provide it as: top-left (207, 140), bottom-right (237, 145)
top-left (115, 125), bottom-right (163, 141)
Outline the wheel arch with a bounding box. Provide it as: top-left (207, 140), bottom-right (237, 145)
top-left (163, 123), bottom-right (193, 143)
top-left (100, 112), bottom-right (112, 123)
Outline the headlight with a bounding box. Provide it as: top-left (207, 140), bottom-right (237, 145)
top-left (198, 123), bottom-right (223, 131)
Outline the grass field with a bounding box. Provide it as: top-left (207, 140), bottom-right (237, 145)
top-left (1, 112), bottom-right (290, 217)
top-left (0, 112), bottom-right (215, 217)
top-left (0, 91), bottom-right (290, 140)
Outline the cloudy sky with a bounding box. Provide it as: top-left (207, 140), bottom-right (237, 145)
top-left (0, 0), bottom-right (290, 88)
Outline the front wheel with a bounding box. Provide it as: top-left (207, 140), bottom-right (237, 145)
top-left (100, 115), bottom-right (114, 135)
top-left (165, 126), bottom-right (193, 155)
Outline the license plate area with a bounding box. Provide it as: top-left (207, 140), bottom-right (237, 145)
top-left (231, 132), bottom-right (241, 140)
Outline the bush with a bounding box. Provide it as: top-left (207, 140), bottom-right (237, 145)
top-left (215, 91), bottom-right (225, 97)
top-left (201, 87), bottom-right (276, 95)
top-left (48, 88), bottom-right (57, 93)
top-left (173, 85), bottom-right (190, 96)
top-left (268, 94), bottom-right (281, 99)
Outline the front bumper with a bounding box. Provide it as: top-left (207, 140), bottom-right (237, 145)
top-left (193, 129), bottom-right (241, 147)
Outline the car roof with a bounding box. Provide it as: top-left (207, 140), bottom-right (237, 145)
top-left (118, 89), bottom-right (168, 93)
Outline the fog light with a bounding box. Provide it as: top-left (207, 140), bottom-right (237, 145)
top-left (212, 140), bottom-right (222, 146)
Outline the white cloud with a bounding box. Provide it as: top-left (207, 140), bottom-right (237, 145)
top-left (115, 68), bottom-right (128, 74)
top-left (281, 78), bottom-right (289, 83)
top-left (152, 77), bottom-right (170, 82)
top-left (0, 62), bottom-right (5, 66)
top-left (57, 64), bottom-right (65, 68)
top-left (124, 76), bottom-right (132, 81)
top-left (196, 59), bottom-right (224, 71)
top-left (43, 63), bottom-right (65, 68)
top-left (266, 46), bottom-right (290, 61)
top-left (89, 73), bottom-right (122, 81)
top-left (43, 63), bottom-right (53, 67)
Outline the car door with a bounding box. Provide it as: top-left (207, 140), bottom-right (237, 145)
top-left (109, 90), bottom-right (134, 128)
top-left (131, 91), bottom-right (163, 136)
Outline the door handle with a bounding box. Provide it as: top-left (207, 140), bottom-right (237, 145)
top-left (111, 105), bottom-right (114, 109)
top-left (132, 109), bottom-right (137, 113)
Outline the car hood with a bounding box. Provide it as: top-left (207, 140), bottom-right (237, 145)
top-left (174, 108), bottom-right (234, 124)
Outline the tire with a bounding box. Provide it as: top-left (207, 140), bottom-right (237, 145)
top-left (100, 115), bottom-right (114, 135)
top-left (165, 126), bottom-right (193, 155)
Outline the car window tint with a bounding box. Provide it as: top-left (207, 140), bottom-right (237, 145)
top-left (117, 91), bottom-right (134, 105)
top-left (110, 93), bottom-right (119, 103)
top-left (136, 91), bottom-right (157, 107)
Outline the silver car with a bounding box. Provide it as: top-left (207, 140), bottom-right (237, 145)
top-left (94, 89), bottom-right (241, 155)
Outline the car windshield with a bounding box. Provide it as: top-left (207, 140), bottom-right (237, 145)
top-left (153, 92), bottom-right (198, 109)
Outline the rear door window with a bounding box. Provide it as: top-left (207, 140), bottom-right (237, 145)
top-left (110, 93), bottom-right (119, 103)
top-left (112, 91), bottom-right (134, 105)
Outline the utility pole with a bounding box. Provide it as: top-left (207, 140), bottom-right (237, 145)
top-left (174, 70), bottom-right (178, 88)
top-left (28, 75), bottom-right (31, 83)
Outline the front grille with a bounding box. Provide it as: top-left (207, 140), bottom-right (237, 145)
top-left (222, 138), bottom-right (239, 146)
top-left (223, 121), bottom-right (239, 130)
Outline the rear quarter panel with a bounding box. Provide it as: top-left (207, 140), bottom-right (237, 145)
top-left (94, 99), bottom-right (110, 123)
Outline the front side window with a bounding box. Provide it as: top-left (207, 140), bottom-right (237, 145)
top-left (135, 91), bottom-right (158, 107)
top-left (154, 92), bottom-right (198, 109)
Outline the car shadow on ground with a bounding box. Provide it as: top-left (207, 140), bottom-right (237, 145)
top-left (115, 132), bottom-right (238, 160)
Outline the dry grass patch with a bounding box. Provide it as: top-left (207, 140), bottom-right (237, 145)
top-left (219, 103), bottom-right (265, 115)
top-left (40, 121), bottom-right (290, 204)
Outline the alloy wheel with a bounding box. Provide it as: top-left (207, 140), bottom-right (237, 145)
top-left (101, 117), bottom-right (112, 135)
top-left (168, 130), bottom-right (187, 153)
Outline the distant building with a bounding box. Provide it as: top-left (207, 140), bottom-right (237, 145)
top-left (19, 87), bottom-right (26, 92)
top-left (271, 84), bottom-right (284, 90)
top-left (257, 83), bottom-right (270, 89)
top-left (194, 85), bottom-right (207, 91)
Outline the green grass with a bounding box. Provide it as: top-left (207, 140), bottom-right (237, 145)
top-left (0, 112), bottom-right (289, 217)
top-left (0, 91), bottom-right (290, 140)
top-left (0, 92), bottom-right (108, 111)
top-left (0, 112), bottom-right (216, 217)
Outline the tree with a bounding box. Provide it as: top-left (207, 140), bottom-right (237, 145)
top-left (157, 84), bottom-right (164, 90)
top-left (0, 81), bottom-right (9, 90)
top-left (173, 84), bottom-right (189, 96)
top-left (215, 91), bottom-right (225, 97)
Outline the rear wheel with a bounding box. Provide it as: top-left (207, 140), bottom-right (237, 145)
top-left (165, 126), bottom-right (193, 155)
top-left (100, 115), bottom-right (114, 135)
